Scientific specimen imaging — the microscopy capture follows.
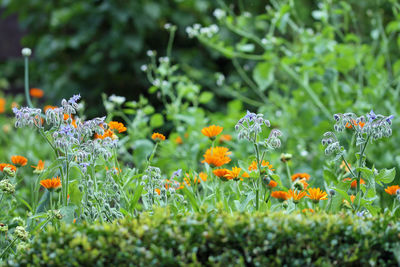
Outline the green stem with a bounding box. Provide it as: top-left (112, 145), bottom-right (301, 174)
top-left (24, 57), bottom-right (33, 108)
top-left (356, 135), bottom-right (370, 195)
top-left (0, 237), bottom-right (18, 259)
top-left (341, 155), bottom-right (356, 178)
top-left (285, 161), bottom-right (292, 187)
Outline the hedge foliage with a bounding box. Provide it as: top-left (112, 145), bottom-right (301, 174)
top-left (7, 210), bottom-right (400, 266)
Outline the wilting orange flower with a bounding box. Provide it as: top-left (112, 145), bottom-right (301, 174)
top-left (95, 129), bottom-right (117, 140)
top-left (302, 208), bottom-right (314, 213)
top-left (152, 132), bottom-right (166, 142)
top-left (109, 121), bottom-right (127, 133)
top-left (224, 167), bottom-right (249, 181)
top-left (175, 136), bottom-right (183, 145)
top-left (267, 180), bottom-right (277, 189)
top-left (30, 88), bottom-right (44, 98)
top-left (44, 105), bottom-right (58, 112)
top-left (248, 160), bottom-right (275, 172)
top-left (155, 188), bottom-right (161, 195)
top-left (288, 189), bottom-right (307, 203)
top-left (11, 156), bottom-right (28, 167)
top-left (271, 191), bottom-right (289, 201)
top-left (219, 134), bottom-right (232, 143)
top-left (291, 173), bottom-right (311, 182)
top-left (202, 146), bottom-right (231, 167)
top-left (0, 163), bottom-right (17, 172)
top-left (345, 120), bottom-right (365, 129)
top-left (385, 185), bottom-right (400, 195)
top-left (343, 178), bottom-right (365, 188)
top-left (40, 177), bottom-right (61, 190)
top-left (0, 98), bottom-right (5, 114)
top-left (201, 125), bottom-right (223, 139)
top-left (306, 188), bottom-right (328, 203)
top-left (31, 160), bottom-right (45, 173)
top-left (213, 168), bottom-right (230, 178)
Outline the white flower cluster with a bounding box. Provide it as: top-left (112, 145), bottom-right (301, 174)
top-left (186, 24), bottom-right (219, 38)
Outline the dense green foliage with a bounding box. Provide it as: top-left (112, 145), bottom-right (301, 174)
top-left (7, 210), bottom-right (400, 266)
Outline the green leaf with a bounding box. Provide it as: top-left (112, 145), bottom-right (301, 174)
top-left (253, 62), bottom-right (274, 91)
top-left (68, 180), bottom-right (83, 207)
top-left (60, 205), bottom-right (77, 223)
top-left (129, 184), bottom-right (143, 211)
top-left (357, 167), bottom-right (374, 185)
top-left (375, 168), bottom-right (396, 185)
top-left (198, 91), bottom-right (214, 104)
top-left (182, 187), bottom-right (199, 212)
top-left (36, 190), bottom-right (50, 214)
top-left (334, 187), bottom-right (351, 203)
top-left (150, 113), bottom-right (164, 128)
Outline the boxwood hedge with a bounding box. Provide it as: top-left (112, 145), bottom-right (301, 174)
top-left (6, 210), bottom-right (400, 266)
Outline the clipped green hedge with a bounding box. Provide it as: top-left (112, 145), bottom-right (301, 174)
top-left (7, 210), bottom-right (400, 266)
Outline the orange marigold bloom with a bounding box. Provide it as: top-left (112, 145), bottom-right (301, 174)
top-left (109, 121), bottom-right (127, 133)
top-left (219, 134), bottom-right (232, 143)
top-left (0, 98), bottom-right (5, 114)
top-left (306, 188), bottom-right (328, 203)
top-left (213, 168), bottom-right (230, 178)
top-left (11, 155), bottom-right (28, 167)
top-left (224, 167), bottom-right (249, 181)
top-left (31, 160), bottom-right (45, 173)
top-left (0, 163), bottom-right (17, 172)
top-left (385, 185), bottom-right (400, 195)
top-left (345, 120), bottom-right (365, 129)
top-left (343, 178), bottom-right (365, 188)
top-left (248, 160), bottom-right (275, 172)
top-left (302, 208), bottom-right (314, 213)
top-left (95, 129), bottom-right (117, 140)
top-left (175, 136), bottom-right (183, 145)
top-left (350, 195), bottom-right (355, 203)
top-left (288, 189), bottom-right (307, 203)
top-left (271, 191), bottom-right (289, 201)
top-left (152, 132), bottom-right (166, 142)
top-left (340, 161), bottom-right (351, 173)
top-left (291, 173), bottom-right (311, 182)
top-left (40, 177), bottom-right (61, 190)
top-left (44, 105), bottom-right (58, 112)
top-left (267, 180), bottom-right (278, 189)
top-left (30, 88), bottom-right (44, 98)
top-left (201, 125), bottom-right (223, 139)
top-left (155, 188), bottom-right (161, 195)
top-left (202, 146), bottom-right (231, 167)
top-left (194, 172), bottom-right (208, 184)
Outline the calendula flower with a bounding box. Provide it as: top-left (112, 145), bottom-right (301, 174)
top-left (44, 105), bottom-right (58, 112)
top-left (302, 208), bottom-right (314, 213)
top-left (30, 88), bottom-right (44, 98)
top-left (201, 125), bottom-right (223, 139)
top-left (224, 167), bottom-right (249, 181)
top-left (194, 172), bottom-right (208, 183)
top-left (0, 98), bottom-right (5, 113)
top-left (385, 185), bottom-right (400, 195)
top-left (343, 178), bottom-right (365, 188)
top-left (109, 121), bottom-right (127, 133)
top-left (0, 163), bottom-right (17, 172)
top-left (219, 134), bottom-right (232, 143)
top-left (271, 191), bottom-right (289, 202)
top-left (288, 189), bottom-right (307, 204)
top-left (213, 168), bottom-right (230, 178)
top-left (340, 161), bottom-right (352, 173)
top-left (40, 177), bottom-right (61, 191)
top-left (175, 136), bottom-right (183, 145)
top-left (345, 119), bottom-right (365, 129)
top-left (306, 188), bottom-right (328, 203)
top-left (248, 160), bottom-right (275, 172)
top-left (267, 180), bottom-right (277, 189)
top-left (350, 195), bottom-right (355, 203)
top-left (31, 160), bottom-right (45, 173)
top-left (95, 129), bottom-right (117, 140)
top-left (202, 146), bottom-right (231, 167)
top-left (155, 188), bottom-right (161, 195)
top-left (291, 173), bottom-right (310, 182)
top-left (152, 132), bottom-right (166, 142)
top-left (11, 156), bottom-right (28, 167)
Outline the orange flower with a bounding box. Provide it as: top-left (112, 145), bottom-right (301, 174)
top-left (385, 185), bottom-right (400, 195)
top-left (213, 168), bottom-right (230, 178)
top-left (343, 178), bottom-right (365, 188)
top-left (202, 146), bottom-right (231, 167)
top-left (224, 167), bottom-right (249, 181)
top-left (201, 125), bottom-right (223, 139)
top-left (109, 121), bottom-right (127, 133)
top-left (0, 163), bottom-right (17, 172)
top-left (302, 208), bottom-right (314, 213)
top-left (219, 134), bottom-right (232, 143)
top-left (44, 105), bottom-right (58, 112)
top-left (350, 195), bottom-right (355, 203)
top-left (155, 188), bottom-right (161, 195)
top-left (95, 129), bottom-right (117, 140)
top-left (31, 160), bottom-right (45, 173)
top-left (11, 156), bottom-right (28, 167)
top-left (152, 132), bottom-right (166, 142)
top-left (345, 120), bottom-right (365, 129)
top-left (306, 188), bottom-right (328, 203)
top-left (271, 191), bottom-right (289, 201)
top-left (11, 102), bottom-right (18, 109)
top-left (340, 161), bottom-right (351, 173)
top-left (291, 173), bottom-right (310, 182)
top-left (194, 172), bottom-right (208, 183)
top-left (0, 98), bottom-right (5, 114)
top-left (288, 189), bottom-right (307, 203)
top-left (30, 88), bottom-right (44, 98)
top-left (267, 180), bottom-right (277, 189)
top-left (40, 177), bottom-right (61, 190)
top-left (175, 136), bottom-right (183, 145)
top-left (248, 160), bottom-right (275, 172)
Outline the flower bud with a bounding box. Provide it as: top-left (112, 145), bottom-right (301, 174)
top-left (21, 48), bottom-right (32, 57)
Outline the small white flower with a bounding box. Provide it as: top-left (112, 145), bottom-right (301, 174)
top-left (21, 48), bottom-right (32, 57)
top-left (109, 94), bottom-right (126, 105)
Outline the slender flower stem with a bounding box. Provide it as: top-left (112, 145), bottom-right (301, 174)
top-left (341, 155), bottom-right (356, 178)
top-left (356, 135), bottom-right (370, 195)
top-left (285, 161), bottom-right (292, 187)
top-left (0, 237), bottom-right (18, 259)
top-left (24, 56), bottom-right (33, 108)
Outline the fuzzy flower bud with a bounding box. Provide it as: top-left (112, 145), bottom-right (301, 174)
top-left (21, 48), bottom-right (32, 57)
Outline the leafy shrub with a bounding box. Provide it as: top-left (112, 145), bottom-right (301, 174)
top-left (7, 210), bottom-right (400, 266)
